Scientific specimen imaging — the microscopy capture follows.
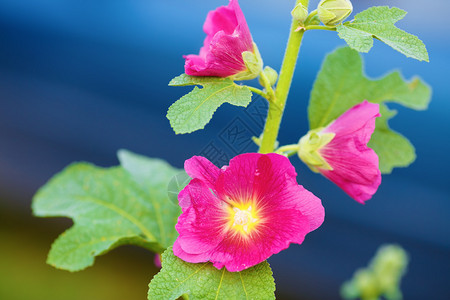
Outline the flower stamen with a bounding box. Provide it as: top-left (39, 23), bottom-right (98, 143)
top-left (232, 206), bottom-right (258, 233)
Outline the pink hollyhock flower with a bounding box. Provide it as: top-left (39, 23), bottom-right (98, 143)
top-left (184, 0), bottom-right (262, 80)
top-left (173, 153), bottom-right (324, 272)
top-left (298, 100), bottom-right (381, 203)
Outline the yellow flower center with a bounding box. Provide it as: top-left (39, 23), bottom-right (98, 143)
top-left (231, 206), bottom-right (258, 234)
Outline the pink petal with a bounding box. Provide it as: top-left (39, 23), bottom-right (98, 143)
top-left (320, 145), bottom-right (381, 203)
top-left (184, 156), bottom-right (220, 189)
top-left (204, 2), bottom-right (239, 38)
top-left (320, 100), bottom-right (381, 203)
top-left (324, 100), bottom-right (380, 144)
top-left (209, 208), bottom-right (311, 272)
top-left (216, 153), bottom-right (324, 233)
top-left (229, 0), bottom-right (252, 46)
top-left (173, 240), bottom-right (211, 264)
top-left (285, 183), bottom-right (325, 232)
top-left (184, 0), bottom-right (254, 77)
top-left (175, 179), bottom-right (227, 255)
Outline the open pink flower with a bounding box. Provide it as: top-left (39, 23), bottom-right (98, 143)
top-left (173, 153), bottom-right (324, 272)
top-left (184, 0), bottom-right (261, 79)
top-left (298, 101), bottom-right (381, 203)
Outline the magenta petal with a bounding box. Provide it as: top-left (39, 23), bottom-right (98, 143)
top-left (173, 240), bottom-right (211, 264)
top-left (184, 156), bottom-right (220, 188)
top-left (320, 147), bottom-right (381, 203)
top-left (215, 153), bottom-right (297, 204)
top-left (229, 0), bottom-right (252, 46)
top-left (184, 0), bottom-right (254, 77)
top-left (174, 153), bottom-right (325, 271)
top-left (286, 183), bottom-right (325, 232)
top-left (206, 31), bottom-right (251, 75)
top-left (208, 202), bottom-right (315, 272)
top-left (175, 179), bottom-right (227, 254)
top-left (325, 100), bottom-right (380, 144)
top-left (320, 100), bottom-right (381, 203)
top-left (203, 2), bottom-right (239, 37)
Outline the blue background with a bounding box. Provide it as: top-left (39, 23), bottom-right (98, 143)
top-left (0, 0), bottom-right (449, 299)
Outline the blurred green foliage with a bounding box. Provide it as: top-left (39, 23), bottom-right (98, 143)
top-left (341, 244), bottom-right (409, 300)
top-left (0, 202), bottom-right (159, 300)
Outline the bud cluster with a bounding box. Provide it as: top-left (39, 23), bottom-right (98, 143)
top-left (292, 0), bottom-right (353, 28)
top-left (341, 245), bottom-right (409, 300)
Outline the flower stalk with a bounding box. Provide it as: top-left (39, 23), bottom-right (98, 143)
top-left (305, 25), bottom-right (337, 31)
top-left (259, 0), bottom-right (309, 153)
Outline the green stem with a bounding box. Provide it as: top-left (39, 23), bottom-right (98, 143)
top-left (304, 9), bottom-right (318, 25)
top-left (259, 0), bottom-right (309, 153)
top-left (275, 144), bottom-right (299, 154)
top-left (246, 86), bottom-right (269, 100)
top-left (305, 25), bottom-right (337, 31)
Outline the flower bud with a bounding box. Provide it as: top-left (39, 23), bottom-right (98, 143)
top-left (308, 15), bottom-right (321, 26)
top-left (233, 43), bottom-right (263, 81)
top-left (318, 0), bottom-right (353, 26)
top-left (259, 66), bottom-right (278, 87)
top-left (298, 128), bottom-right (335, 173)
top-left (291, 3), bottom-right (308, 24)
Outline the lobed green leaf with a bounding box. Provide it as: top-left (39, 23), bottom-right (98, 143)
top-left (308, 47), bottom-right (431, 173)
top-left (337, 6), bottom-right (429, 62)
top-left (167, 74), bottom-right (253, 134)
top-left (148, 247), bottom-right (276, 300)
top-left (32, 150), bottom-right (182, 271)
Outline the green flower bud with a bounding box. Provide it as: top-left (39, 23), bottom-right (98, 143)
top-left (298, 128), bottom-right (335, 173)
top-left (291, 3), bottom-right (308, 24)
top-left (258, 66), bottom-right (278, 87)
top-left (318, 0), bottom-right (353, 26)
top-left (233, 43), bottom-right (263, 81)
top-left (308, 15), bottom-right (321, 26)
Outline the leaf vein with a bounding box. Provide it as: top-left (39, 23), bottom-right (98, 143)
top-left (168, 263), bottom-right (209, 297)
top-left (239, 272), bottom-right (249, 300)
top-left (182, 84), bottom-right (234, 124)
top-left (74, 195), bottom-right (156, 242)
top-left (215, 268), bottom-right (226, 300)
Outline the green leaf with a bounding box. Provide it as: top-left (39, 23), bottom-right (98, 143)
top-left (148, 247), bottom-right (275, 300)
top-left (368, 106), bottom-right (416, 173)
top-left (167, 74), bottom-right (253, 134)
top-left (32, 151), bottom-right (182, 271)
top-left (167, 171), bottom-right (191, 205)
top-left (118, 150), bottom-right (182, 248)
top-left (337, 6), bottom-right (429, 62)
top-left (308, 47), bottom-right (431, 173)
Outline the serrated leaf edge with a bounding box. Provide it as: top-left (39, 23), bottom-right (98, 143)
top-left (337, 6), bottom-right (429, 62)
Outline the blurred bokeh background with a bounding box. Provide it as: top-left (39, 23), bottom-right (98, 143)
top-left (0, 0), bottom-right (449, 299)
